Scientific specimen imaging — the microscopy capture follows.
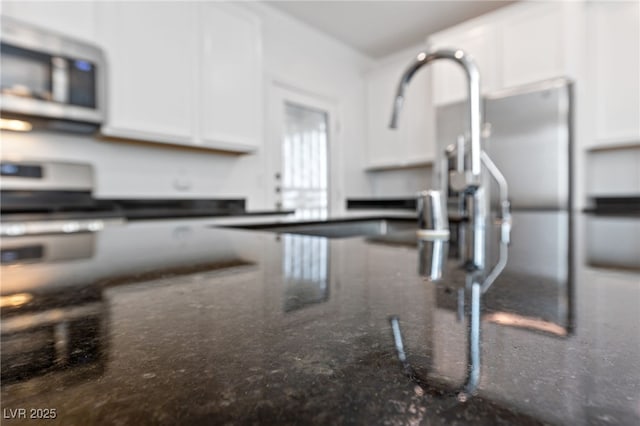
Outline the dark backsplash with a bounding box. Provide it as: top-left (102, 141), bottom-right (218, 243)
top-left (587, 196), bottom-right (640, 216)
top-left (346, 198), bottom-right (416, 210)
top-left (112, 198), bottom-right (246, 219)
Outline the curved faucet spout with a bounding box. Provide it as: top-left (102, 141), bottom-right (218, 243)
top-left (389, 48), bottom-right (483, 179)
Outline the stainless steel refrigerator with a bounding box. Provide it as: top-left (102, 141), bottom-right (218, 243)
top-left (435, 78), bottom-right (573, 324)
top-left (435, 78), bottom-right (572, 213)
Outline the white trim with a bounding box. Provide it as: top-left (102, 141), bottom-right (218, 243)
top-left (198, 136), bottom-right (258, 153)
top-left (100, 126), bottom-right (194, 146)
top-left (365, 158), bottom-right (434, 172)
top-left (587, 139), bottom-right (640, 152)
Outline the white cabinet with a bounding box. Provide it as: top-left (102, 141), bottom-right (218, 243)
top-left (96, 2), bottom-right (198, 145)
top-left (430, 24), bottom-right (498, 106)
top-left (365, 50), bottom-right (435, 169)
top-left (199, 3), bottom-right (262, 151)
top-left (588, 1), bottom-right (640, 145)
top-left (96, 2), bottom-right (262, 152)
top-left (429, 2), bottom-right (580, 106)
top-left (366, 59), bottom-right (406, 167)
top-left (405, 63), bottom-right (434, 163)
top-left (500, 4), bottom-right (565, 88)
top-left (4, 1), bottom-right (263, 152)
top-left (2, 0), bottom-right (97, 43)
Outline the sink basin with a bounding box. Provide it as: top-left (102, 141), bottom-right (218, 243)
top-left (224, 218), bottom-right (417, 239)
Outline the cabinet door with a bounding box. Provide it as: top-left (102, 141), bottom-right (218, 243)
top-left (501, 4), bottom-right (564, 88)
top-left (405, 66), bottom-right (435, 163)
top-left (366, 60), bottom-right (407, 167)
top-left (96, 2), bottom-right (197, 145)
top-left (590, 1), bottom-right (640, 144)
top-left (199, 3), bottom-right (262, 152)
top-left (430, 25), bottom-right (498, 106)
top-left (366, 53), bottom-right (435, 169)
top-left (2, 0), bottom-right (96, 42)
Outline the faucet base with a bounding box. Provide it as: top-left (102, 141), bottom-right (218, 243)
top-left (449, 170), bottom-right (481, 193)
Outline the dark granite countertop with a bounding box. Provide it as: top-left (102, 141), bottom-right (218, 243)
top-left (1, 212), bottom-right (639, 425)
top-left (1, 195), bottom-right (295, 223)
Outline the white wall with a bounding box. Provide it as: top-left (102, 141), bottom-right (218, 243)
top-left (0, 1), bottom-right (374, 212)
top-left (369, 167), bottom-right (433, 198)
top-left (1, 130), bottom-right (263, 201)
top-left (243, 2), bottom-right (374, 212)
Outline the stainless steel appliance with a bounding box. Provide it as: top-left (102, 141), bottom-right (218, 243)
top-left (0, 16), bottom-right (105, 126)
top-left (0, 160), bottom-right (124, 236)
top-left (436, 78), bottom-right (572, 217)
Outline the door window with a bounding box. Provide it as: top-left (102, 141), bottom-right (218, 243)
top-left (281, 102), bottom-right (329, 219)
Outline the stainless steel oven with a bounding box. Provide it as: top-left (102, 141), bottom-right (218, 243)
top-left (0, 159), bottom-right (125, 237)
top-left (0, 16), bottom-right (105, 125)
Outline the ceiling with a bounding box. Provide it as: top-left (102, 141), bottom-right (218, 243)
top-left (267, 1), bottom-right (516, 58)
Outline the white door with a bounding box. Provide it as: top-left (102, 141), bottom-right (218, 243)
top-left (267, 84), bottom-right (339, 219)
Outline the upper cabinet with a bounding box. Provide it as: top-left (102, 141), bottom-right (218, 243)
top-left (95, 2), bottom-right (262, 152)
top-left (500, 5), bottom-right (566, 89)
top-left (4, 2), bottom-right (263, 153)
top-left (429, 2), bottom-right (580, 107)
top-left (2, 0), bottom-right (97, 43)
top-left (365, 48), bottom-right (435, 169)
top-left (96, 2), bottom-right (198, 145)
top-left (366, 59), bottom-right (407, 168)
top-left (429, 23), bottom-right (499, 106)
top-left (199, 3), bottom-right (262, 151)
top-left (405, 60), bottom-right (434, 165)
top-left (588, 1), bottom-right (640, 146)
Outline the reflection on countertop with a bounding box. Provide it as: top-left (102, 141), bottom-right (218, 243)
top-left (1, 212), bottom-right (639, 425)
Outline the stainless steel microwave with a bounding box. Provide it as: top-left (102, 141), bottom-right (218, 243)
top-left (0, 16), bottom-right (105, 124)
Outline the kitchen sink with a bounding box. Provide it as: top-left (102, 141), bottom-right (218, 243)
top-left (223, 218), bottom-right (417, 239)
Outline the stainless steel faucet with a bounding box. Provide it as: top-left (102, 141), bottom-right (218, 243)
top-left (389, 48), bottom-right (486, 270)
top-left (390, 49), bottom-right (482, 186)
